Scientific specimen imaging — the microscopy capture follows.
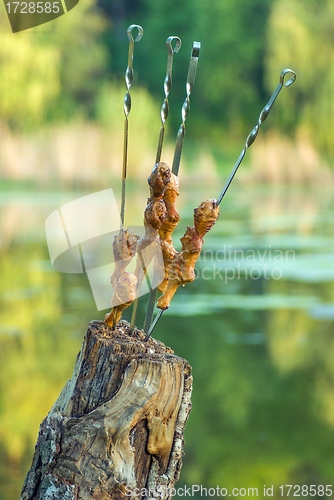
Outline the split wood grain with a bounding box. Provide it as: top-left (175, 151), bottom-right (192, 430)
top-left (21, 320), bottom-right (192, 500)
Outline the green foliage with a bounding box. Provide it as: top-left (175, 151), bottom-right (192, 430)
top-left (95, 82), bottom-right (161, 171)
top-left (1, 184), bottom-right (334, 497)
top-left (0, 0), bottom-right (333, 160)
top-left (0, 243), bottom-right (81, 458)
top-left (0, 30), bottom-right (60, 129)
top-left (265, 0), bottom-right (334, 158)
top-left (45, 0), bottom-right (109, 121)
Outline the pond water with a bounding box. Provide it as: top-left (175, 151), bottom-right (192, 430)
top-left (0, 181), bottom-right (334, 498)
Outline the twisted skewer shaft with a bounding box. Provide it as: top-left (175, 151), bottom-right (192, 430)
top-left (120, 24), bottom-right (143, 229)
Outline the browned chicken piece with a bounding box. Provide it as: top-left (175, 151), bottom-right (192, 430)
top-left (148, 162), bottom-right (171, 199)
top-left (104, 230), bottom-right (139, 326)
top-left (105, 272), bottom-right (138, 326)
top-left (110, 230), bottom-right (139, 286)
top-left (114, 163), bottom-right (169, 284)
top-left (157, 199), bottom-right (220, 310)
top-left (106, 230), bottom-right (139, 328)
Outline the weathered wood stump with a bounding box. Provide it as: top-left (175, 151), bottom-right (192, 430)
top-left (21, 320), bottom-right (192, 500)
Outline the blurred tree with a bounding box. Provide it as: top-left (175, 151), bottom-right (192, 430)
top-left (265, 0), bottom-right (334, 159)
top-left (0, 0), bottom-right (108, 129)
top-left (96, 0), bottom-right (275, 141)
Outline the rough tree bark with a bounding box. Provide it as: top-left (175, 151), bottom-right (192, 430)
top-left (21, 320), bottom-right (192, 500)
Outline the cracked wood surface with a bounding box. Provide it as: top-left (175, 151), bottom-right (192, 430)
top-left (21, 320), bottom-right (192, 500)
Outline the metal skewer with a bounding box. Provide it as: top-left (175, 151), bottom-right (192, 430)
top-left (145, 68), bottom-right (297, 340)
top-left (172, 41), bottom-right (201, 175)
top-left (217, 68), bottom-right (296, 205)
top-left (120, 24), bottom-right (143, 230)
top-left (130, 36), bottom-right (182, 332)
top-left (145, 308), bottom-right (163, 340)
top-left (142, 277), bottom-right (159, 334)
top-left (156, 36), bottom-right (182, 163)
top-left (143, 41), bottom-right (201, 336)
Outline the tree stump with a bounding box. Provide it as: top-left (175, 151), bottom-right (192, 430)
top-left (21, 320), bottom-right (192, 500)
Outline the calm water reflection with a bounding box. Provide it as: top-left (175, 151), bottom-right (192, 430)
top-left (0, 182), bottom-right (334, 498)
